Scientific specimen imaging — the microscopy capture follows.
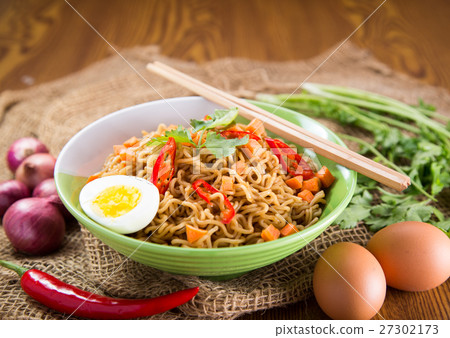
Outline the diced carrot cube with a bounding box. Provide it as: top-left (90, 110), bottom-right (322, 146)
top-left (186, 224), bottom-right (208, 243)
top-left (226, 125), bottom-right (244, 132)
top-left (231, 161), bottom-right (247, 175)
top-left (245, 118), bottom-right (265, 136)
top-left (285, 176), bottom-right (303, 190)
top-left (123, 136), bottom-right (139, 148)
top-left (113, 145), bottom-right (126, 156)
top-left (243, 139), bottom-right (262, 155)
top-left (298, 189), bottom-right (314, 203)
top-left (315, 165), bottom-right (335, 188)
top-left (261, 224), bottom-right (281, 242)
top-left (280, 223), bottom-right (300, 237)
top-left (301, 177), bottom-right (322, 194)
top-left (220, 176), bottom-right (234, 192)
top-left (119, 149), bottom-right (135, 162)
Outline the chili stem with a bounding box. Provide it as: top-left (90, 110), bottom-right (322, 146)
top-left (0, 259), bottom-right (28, 277)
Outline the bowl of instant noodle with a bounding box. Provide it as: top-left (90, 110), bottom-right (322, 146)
top-left (55, 97), bottom-right (356, 279)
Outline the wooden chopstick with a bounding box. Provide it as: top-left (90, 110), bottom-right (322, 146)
top-left (146, 61), bottom-right (411, 191)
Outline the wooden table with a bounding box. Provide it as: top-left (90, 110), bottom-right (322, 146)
top-left (0, 0), bottom-right (448, 320)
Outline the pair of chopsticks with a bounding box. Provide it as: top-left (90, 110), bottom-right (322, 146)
top-left (146, 61), bottom-right (411, 191)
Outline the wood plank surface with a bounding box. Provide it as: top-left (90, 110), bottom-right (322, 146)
top-left (0, 0), bottom-right (449, 320)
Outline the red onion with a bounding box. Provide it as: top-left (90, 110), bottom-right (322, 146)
top-left (7, 137), bottom-right (49, 173)
top-left (3, 197), bottom-right (65, 255)
top-left (44, 194), bottom-right (73, 221)
top-left (0, 180), bottom-right (30, 218)
top-left (15, 153), bottom-right (56, 190)
top-left (33, 180), bottom-right (73, 221)
top-left (32, 178), bottom-right (57, 198)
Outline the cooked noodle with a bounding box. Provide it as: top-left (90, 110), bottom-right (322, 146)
top-left (93, 123), bottom-right (327, 248)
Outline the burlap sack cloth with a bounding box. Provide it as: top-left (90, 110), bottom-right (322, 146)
top-left (1, 43), bottom-right (449, 320)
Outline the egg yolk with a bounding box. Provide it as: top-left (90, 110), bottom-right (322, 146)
top-left (92, 185), bottom-right (141, 218)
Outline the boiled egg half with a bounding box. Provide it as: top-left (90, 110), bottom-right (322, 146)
top-left (79, 175), bottom-right (159, 234)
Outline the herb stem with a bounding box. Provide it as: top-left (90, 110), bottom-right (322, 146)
top-left (303, 83), bottom-right (450, 139)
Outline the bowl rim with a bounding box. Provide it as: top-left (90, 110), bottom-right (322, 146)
top-left (55, 96), bottom-right (357, 256)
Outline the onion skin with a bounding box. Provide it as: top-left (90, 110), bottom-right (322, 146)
top-left (32, 178), bottom-right (57, 198)
top-left (0, 180), bottom-right (30, 218)
top-left (7, 137), bottom-right (49, 173)
top-left (45, 194), bottom-right (73, 221)
top-left (15, 153), bottom-right (56, 190)
top-left (3, 197), bottom-right (65, 255)
top-left (33, 180), bottom-right (74, 221)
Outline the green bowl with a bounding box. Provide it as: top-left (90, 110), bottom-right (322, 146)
top-left (55, 97), bottom-right (356, 279)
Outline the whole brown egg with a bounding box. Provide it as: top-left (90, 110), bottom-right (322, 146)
top-left (367, 221), bottom-right (450, 291)
top-left (313, 242), bottom-right (386, 320)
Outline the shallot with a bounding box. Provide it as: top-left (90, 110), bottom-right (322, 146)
top-left (3, 197), bottom-right (65, 255)
top-left (15, 153), bottom-right (56, 190)
top-left (0, 180), bottom-right (30, 218)
top-left (7, 137), bottom-right (48, 173)
top-left (32, 178), bottom-right (57, 198)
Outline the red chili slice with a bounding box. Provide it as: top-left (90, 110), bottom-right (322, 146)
top-left (151, 137), bottom-right (176, 194)
top-left (265, 138), bottom-right (314, 178)
top-left (192, 179), bottom-right (235, 224)
top-left (220, 130), bottom-right (261, 141)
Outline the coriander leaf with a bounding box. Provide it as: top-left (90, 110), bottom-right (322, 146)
top-left (202, 132), bottom-right (249, 158)
top-left (148, 125), bottom-right (195, 146)
top-left (405, 204), bottom-right (434, 222)
top-left (191, 107), bottom-right (239, 132)
top-left (334, 204), bottom-right (371, 229)
top-left (433, 220), bottom-right (450, 233)
top-left (165, 125), bottom-right (194, 144)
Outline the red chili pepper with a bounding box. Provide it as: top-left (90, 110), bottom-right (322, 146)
top-left (0, 259), bottom-right (199, 320)
top-left (220, 130), bottom-right (261, 141)
top-left (265, 138), bottom-right (314, 178)
top-left (152, 137), bottom-right (176, 194)
top-left (192, 179), bottom-right (235, 224)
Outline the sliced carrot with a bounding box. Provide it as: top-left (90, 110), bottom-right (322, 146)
top-left (280, 223), bottom-right (300, 237)
top-left (231, 160), bottom-right (247, 175)
top-left (301, 177), bottom-right (322, 194)
top-left (123, 136), bottom-right (139, 148)
top-left (243, 139), bottom-right (262, 155)
top-left (186, 224), bottom-right (208, 243)
top-left (86, 173), bottom-right (101, 183)
top-left (245, 118), bottom-right (265, 136)
top-left (298, 189), bottom-right (314, 203)
top-left (220, 176), bottom-right (234, 192)
top-left (261, 224), bottom-right (281, 242)
top-left (315, 165), bottom-right (335, 188)
top-left (285, 175), bottom-right (303, 190)
top-left (113, 145), bottom-right (126, 156)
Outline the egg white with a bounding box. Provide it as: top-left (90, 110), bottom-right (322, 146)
top-left (79, 175), bottom-right (160, 234)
